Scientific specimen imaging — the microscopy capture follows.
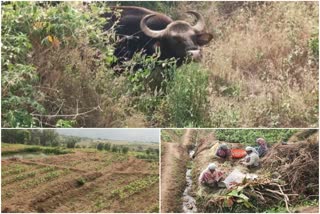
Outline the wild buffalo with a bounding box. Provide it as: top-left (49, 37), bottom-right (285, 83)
top-left (104, 6), bottom-right (213, 65)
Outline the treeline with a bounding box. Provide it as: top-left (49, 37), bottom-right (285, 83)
top-left (2, 129), bottom-right (80, 148)
top-left (96, 142), bottom-right (159, 157)
top-left (96, 142), bottom-right (129, 154)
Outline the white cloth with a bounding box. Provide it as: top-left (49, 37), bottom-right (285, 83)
top-left (244, 152), bottom-right (259, 167)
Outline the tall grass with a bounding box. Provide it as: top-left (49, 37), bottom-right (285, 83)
top-left (176, 1), bottom-right (319, 127)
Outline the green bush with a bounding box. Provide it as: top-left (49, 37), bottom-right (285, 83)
top-left (76, 177), bottom-right (86, 186)
top-left (104, 143), bottom-right (111, 151)
top-left (1, 2), bottom-right (46, 127)
top-left (165, 63), bottom-right (210, 127)
top-left (309, 36), bottom-right (319, 58)
top-left (96, 143), bottom-right (104, 151)
top-left (1, 2), bottom-right (116, 127)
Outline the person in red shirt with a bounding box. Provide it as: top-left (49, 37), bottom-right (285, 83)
top-left (199, 163), bottom-right (224, 187)
top-left (215, 143), bottom-right (231, 159)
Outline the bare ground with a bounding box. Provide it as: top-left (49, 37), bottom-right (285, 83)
top-left (161, 130), bottom-right (191, 212)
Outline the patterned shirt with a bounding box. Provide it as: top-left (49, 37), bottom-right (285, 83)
top-left (199, 168), bottom-right (224, 184)
top-left (216, 148), bottom-right (231, 158)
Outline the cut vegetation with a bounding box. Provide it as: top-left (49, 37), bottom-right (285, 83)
top-left (161, 129), bottom-right (319, 213)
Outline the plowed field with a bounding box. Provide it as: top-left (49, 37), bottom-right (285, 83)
top-left (1, 150), bottom-right (159, 213)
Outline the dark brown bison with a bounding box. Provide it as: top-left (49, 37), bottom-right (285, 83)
top-left (104, 6), bottom-right (213, 65)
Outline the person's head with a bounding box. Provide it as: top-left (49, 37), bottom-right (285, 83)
top-left (208, 163), bottom-right (216, 173)
top-left (256, 138), bottom-right (266, 145)
top-left (245, 146), bottom-right (254, 155)
top-left (220, 143), bottom-right (228, 150)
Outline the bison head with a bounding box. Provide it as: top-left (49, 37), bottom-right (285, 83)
top-left (140, 11), bottom-right (213, 62)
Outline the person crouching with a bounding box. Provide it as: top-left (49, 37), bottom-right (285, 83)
top-left (215, 143), bottom-right (231, 160)
top-left (241, 146), bottom-right (260, 169)
top-left (199, 163), bottom-right (224, 187)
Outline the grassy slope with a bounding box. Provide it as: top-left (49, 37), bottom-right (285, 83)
top-left (174, 1), bottom-right (319, 127)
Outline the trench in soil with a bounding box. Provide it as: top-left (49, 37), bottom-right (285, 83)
top-left (182, 145), bottom-right (198, 213)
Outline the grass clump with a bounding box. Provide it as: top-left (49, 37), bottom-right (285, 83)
top-left (160, 63), bottom-right (210, 127)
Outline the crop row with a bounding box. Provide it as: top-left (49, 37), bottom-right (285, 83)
top-left (111, 175), bottom-right (159, 200)
top-left (2, 166), bottom-right (58, 186)
top-left (2, 164), bottom-right (29, 177)
top-left (20, 169), bottom-right (70, 189)
top-left (91, 175), bottom-right (139, 212)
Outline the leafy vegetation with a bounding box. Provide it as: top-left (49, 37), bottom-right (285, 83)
top-left (20, 169), bottom-right (69, 189)
top-left (215, 129), bottom-right (297, 145)
top-left (2, 164), bottom-right (29, 177)
top-left (111, 175), bottom-right (159, 200)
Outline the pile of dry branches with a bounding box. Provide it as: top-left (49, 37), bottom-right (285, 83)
top-left (204, 178), bottom-right (294, 212)
top-left (262, 140), bottom-right (319, 196)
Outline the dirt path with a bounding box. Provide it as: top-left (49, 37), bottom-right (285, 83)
top-left (161, 130), bottom-right (191, 212)
top-left (182, 129), bottom-right (192, 146)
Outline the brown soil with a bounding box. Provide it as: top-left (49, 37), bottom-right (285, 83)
top-left (182, 129), bottom-right (193, 147)
top-left (161, 130), bottom-right (190, 213)
top-left (1, 151), bottom-right (159, 213)
top-left (295, 206), bottom-right (319, 213)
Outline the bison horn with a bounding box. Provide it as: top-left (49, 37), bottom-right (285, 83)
top-left (140, 14), bottom-right (167, 38)
top-left (186, 11), bottom-right (205, 32)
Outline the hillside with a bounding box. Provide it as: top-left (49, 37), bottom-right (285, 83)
top-left (2, 1), bottom-right (318, 127)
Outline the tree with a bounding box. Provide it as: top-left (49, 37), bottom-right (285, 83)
top-left (41, 130), bottom-right (59, 147)
top-left (1, 129), bottom-right (30, 144)
top-left (97, 143), bottom-right (104, 151)
top-left (111, 145), bottom-right (118, 153)
top-left (146, 149), bottom-right (150, 155)
top-left (104, 143), bottom-right (111, 151)
top-left (65, 137), bottom-right (77, 148)
top-left (122, 146), bottom-right (129, 154)
top-left (30, 129), bottom-right (42, 145)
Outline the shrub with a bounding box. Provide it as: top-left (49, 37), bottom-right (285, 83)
top-left (164, 63), bottom-right (210, 127)
top-left (96, 143), bottom-right (104, 151)
top-left (104, 143), bottom-right (111, 151)
top-left (121, 146), bottom-right (129, 154)
top-left (76, 177), bottom-right (86, 186)
top-left (309, 36), bottom-right (319, 58)
top-left (1, 2), bottom-right (131, 127)
top-left (1, 2), bottom-right (45, 127)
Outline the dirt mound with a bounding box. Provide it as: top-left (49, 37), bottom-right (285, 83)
top-left (30, 172), bottom-right (103, 212)
top-left (18, 159), bottom-right (88, 173)
top-left (262, 140), bottom-right (319, 196)
top-left (161, 142), bottom-right (188, 212)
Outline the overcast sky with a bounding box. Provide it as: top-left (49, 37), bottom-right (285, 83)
top-left (56, 129), bottom-right (159, 143)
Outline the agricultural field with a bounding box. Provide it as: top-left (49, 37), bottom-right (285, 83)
top-left (1, 144), bottom-right (159, 213)
top-left (161, 129), bottom-right (319, 213)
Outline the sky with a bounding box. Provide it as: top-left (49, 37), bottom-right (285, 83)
top-left (56, 129), bottom-right (159, 143)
